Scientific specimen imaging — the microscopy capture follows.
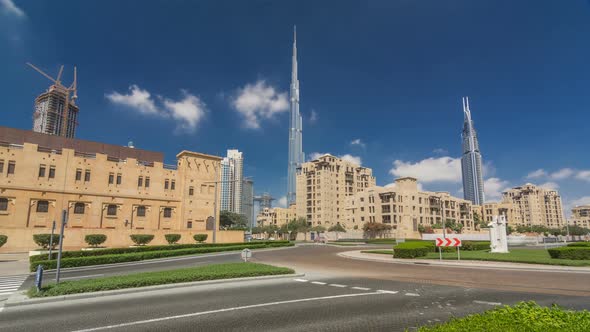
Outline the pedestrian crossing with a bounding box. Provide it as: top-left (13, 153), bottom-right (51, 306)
top-left (0, 274), bottom-right (28, 297)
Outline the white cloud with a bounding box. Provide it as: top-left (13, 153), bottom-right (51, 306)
top-left (385, 181), bottom-right (423, 191)
top-left (539, 182), bottom-right (559, 190)
top-left (564, 196), bottom-right (590, 218)
top-left (389, 157), bottom-right (461, 183)
top-left (575, 170), bottom-right (590, 182)
top-left (309, 109), bottom-right (318, 124)
top-left (231, 80), bottom-right (289, 129)
top-left (432, 148), bottom-right (448, 155)
top-left (550, 168), bottom-right (575, 180)
top-left (350, 139), bottom-right (366, 149)
top-left (340, 154), bottom-right (362, 166)
top-left (163, 92), bottom-right (207, 132)
top-left (276, 196), bottom-right (287, 208)
top-left (106, 85), bottom-right (160, 115)
top-left (308, 152), bottom-right (327, 161)
top-left (106, 85), bottom-right (207, 133)
top-left (484, 177), bottom-right (510, 202)
top-left (526, 169), bottom-right (547, 179)
top-left (1, 0), bottom-right (25, 18)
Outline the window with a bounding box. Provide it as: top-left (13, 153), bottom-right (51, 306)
top-left (107, 204), bottom-right (117, 216)
top-left (137, 206), bottom-right (146, 217)
top-left (48, 166), bottom-right (56, 179)
top-left (84, 170), bottom-right (91, 182)
top-left (116, 174), bottom-right (122, 185)
top-left (108, 173), bottom-right (114, 184)
top-left (74, 202), bottom-right (85, 214)
top-left (187, 221), bottom-right (193, 229)
top-left (138, 176), bottom-right (143, 187)
top-left (165, 179), bottom-right (169, 190)
top-left (75, 169), bottom-right (82, 181)
top-left (163, 207), bottom-right (172, 218)
top-left (7, 161), bottom-right (15, 175)
top-left (36, 200), bottom-right (49, 213)
top-left (189, 187), bottom-right (194, 196)
top-left (38, 165), bottom-right (46, 177)
top-left (145, 177), bottom-right (150, 188)
top-left (0, 198), bottom-right (8, 211)
top-left (0, 160), bottom-right (3, 173)
top-left (171, 181), bottom-right (175, 190)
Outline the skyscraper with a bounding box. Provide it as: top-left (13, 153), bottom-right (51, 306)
top-left (220, 149), bottom-right (243, 214)
top-left (241, 178), bottom-right (254, 228)
top-left (461, 97), bottom-right (485, 205)
top-left (287, 26), bottom-right (304, 206)
top-left (28, 63), bottom-right (79, 138)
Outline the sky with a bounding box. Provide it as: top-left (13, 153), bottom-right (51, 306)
top-left (1, 0), bottom-right (589, 216)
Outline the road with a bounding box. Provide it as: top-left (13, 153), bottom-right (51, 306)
top-left (1, 244), bottom-right (589, 331)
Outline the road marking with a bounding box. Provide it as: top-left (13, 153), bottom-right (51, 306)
top-left (311, 281), bottom-right (326, 285)
top-left (377, 290), bottom-right (398, 294)
top-left (0, 274), bottom-right (28, 297)
top-left (293, 279), bottom-right (308, 282)
top-left (473, 300), bottom-right (502, 306)
top-left (58, 274), bottom-right (104, 281)
top-left (329, 284), bottom-right (347, 288)
top-left (351, 286), bottom-right (371, 291)
top-left (405, 293), bottom-right (420, 297)
top-left (71, 292), bottom-right (388, 332)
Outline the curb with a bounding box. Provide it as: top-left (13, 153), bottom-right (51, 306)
top-left (338, 251), bottom-right (590, 273)
top-left (5, 273), bottom-right (305, 308)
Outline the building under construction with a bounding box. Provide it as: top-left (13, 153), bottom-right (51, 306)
top-left (28, 63), bottom-right (79, 138)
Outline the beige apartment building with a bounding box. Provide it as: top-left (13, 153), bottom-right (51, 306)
top-left (256, 205), bottom-right (297, 227)
top-left (0, 127), bottom-right (243, 251)
top-left (475, 202), bottom-right (521, 226)
top-left (501, 183), bottom-right (565, 228)
top-left (344, 177), bottom-right (475, 238)
top-left (296, 154), bottom-right (376, 228)
top-left (570, 205), bottom-right (590, 229)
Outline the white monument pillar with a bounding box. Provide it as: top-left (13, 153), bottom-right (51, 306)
top-left (488, 215), bottom-right (509, 253)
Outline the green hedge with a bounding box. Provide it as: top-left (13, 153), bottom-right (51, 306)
top-left (414, 301), bottom-right (590, 332)
top-left (193, 234), bottom-right (208, 243)
top-left (462, 241), bottom-right (490, 251)
top-left (0, 235), bottom-right (7, 248)
top-left (567, 242), bottom-right (590, 247)
top-left (130, 234), bottom-right (154, 246)
top-left (547, 247), bottom-right (590, 260)
top-left (393, 242), bottom-right (433, 258)
top-left (30, 241), bottom-right (289, 263)
top-left (164, 234), bottom-right (181, 245)
top-left (30, 242), bottom-right (294, 271)
top-left (84, 234), bottom-right (107, 247)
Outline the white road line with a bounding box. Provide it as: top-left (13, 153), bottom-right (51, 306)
top-left (377, 290), bottom-right (398, 294)
top-left (328, 284), bottom-right (347, 288)
top-left (405, 293), bottom-right (420, 297)
top-left (293, 279), bottom-right (308, 282)
top-left (0, 285), bottom-right (22, 290)
top-left (71, 292), bottom-right (387, 332)
top-left (351, 287), bottom-right (371, 291)
top-left (311, 281), bottom-right (326, 285)
top-left (473, 300), bottom-right (502, 306)
top-left (58, 274), bottom-right (105, 281)
top-left (0, 291), bottom-right (19, 296)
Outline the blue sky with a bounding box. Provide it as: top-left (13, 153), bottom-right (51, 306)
top-left (1, 0), bottom-right (589, 215)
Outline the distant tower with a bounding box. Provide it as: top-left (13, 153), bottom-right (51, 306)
top-left (241, 178), bottom-right (254, 228)
top-left (461, 97), bottom-right (485, 205)
top-left (287, 26), bottom-right (304, 206)
top-left (220, 149), bottom-right (244, 214)
top-left (27, 63), bottom-right (79, 138)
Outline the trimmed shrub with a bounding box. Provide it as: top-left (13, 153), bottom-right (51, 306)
top-left (548, 247), bottom-right (590, 260)
top-left (393, 242), bottom-right (432, 258)
top-left (84, 234), bottom-right (107, 248)
top-left (193, 234), bottom-right (208, 243)
top-left (165, 234), bottom-right (181, 245)
top-left (33, 234), bottom-right (60, 249)
top-left (0, 235), bottom-right (7, 248)
top-left (567, 242), bottom-right (590, 247)
top-left (130, 234), bottom-right (154, 246)
top-left (462, 241), bottom-right (490, 251)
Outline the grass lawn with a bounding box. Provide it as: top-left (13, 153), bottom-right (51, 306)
top-left (362, 249), bottom-right (590, 266)
top-left (29, 262), bottom-right (294, 298)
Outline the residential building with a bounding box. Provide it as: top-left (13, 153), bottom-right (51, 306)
top-left (570, 205), bottom-right (590, 229)
top-left (256, 205), bottom-right (297, 228)
top-left (220, 149), bottom-right (243, 214)
top-left (344, 177), bottom-right (475, 238)
top-left (0, 126), bottom-right (243, 251)
top-left (460, 97), bottom-right (485, 205)
top-left (501, 183), bottom-right (565, 228)
top-left (296, 154), bottom-right (376, 228)
top-left (287, 26), bottom-right (304, 206)
top-left (475, 202), bottom-right (521, 226)
top-left (241, 178), bottom-right (254, 228)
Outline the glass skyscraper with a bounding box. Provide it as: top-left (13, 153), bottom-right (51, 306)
top-left (287, 26), bottom-right (304, 206)
top-left (461, 97), bottom-right (485, 205)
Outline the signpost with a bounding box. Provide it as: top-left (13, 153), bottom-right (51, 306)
top-left (56, 210), bottom-right (68, 284)
top-left (435, 237), bottom-right (462, 261)
top-left (48, 220), bottom-right (56, 260)
top-left (35, 265), bottom-right (43, 291)
top-left (241, 248), bottom-right (252, 262)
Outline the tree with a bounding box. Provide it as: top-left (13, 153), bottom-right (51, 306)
top-left (286, 217), bottom-right (310, 241)
top-left (84, 234), bottom-right (107, 248)
top-left (193, 234), bottom-right (208, 243)
top-left (567, 225), bottom-right (590, 236)
top-left (473, 212), bottom-right (483, 230)
top-left (362, 222), bottom-right (392, 239)
top-left (328, 223), bottom-right (346, 233)
top-left (311, 225), bottom-right (326, 233)
top-left (219, 211), bottom-right (248, 230)
top-left (506, 225), bottom-right (514, 235)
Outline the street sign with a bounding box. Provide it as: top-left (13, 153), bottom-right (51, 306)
top-left (241, 248), bottom-right (252, 262)
top-left (435, 237), bottom-right (462, 247)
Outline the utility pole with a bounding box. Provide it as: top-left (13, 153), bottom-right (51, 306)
top-left (55, 210), bottom-right (68, 284)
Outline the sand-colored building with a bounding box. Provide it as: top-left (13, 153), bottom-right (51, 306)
top-left (296, 154), bottom-right (376, 228)
top-left (501, 183), bottom-right (565, 228)
top-left (256, 205), bottom-right (297, 227)
top-left (475, 202), bottom-right (520, 226)
top-left (0, 127), bottom-right (243, 251)
top-left (570, 205), bottom-right (590, 229)
top-left (344, 177), bottom-right (475, 238)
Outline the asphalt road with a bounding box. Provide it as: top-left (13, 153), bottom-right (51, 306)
top-left (1, 244), bottom-right (589, 331)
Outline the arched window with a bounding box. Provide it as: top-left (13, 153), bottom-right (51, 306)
top-left (107, 204), bottom-right (117, 216)
top-left (74, 202), bottom-right (85, 214)
top-left (137, 206), bottom-right (146, 217)
top-left (37, 201), bottom-right (49, 213)
top-left (0, 198), bottom-right (8, 211)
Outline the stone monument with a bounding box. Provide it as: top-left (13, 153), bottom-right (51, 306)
top-left (488, 215), bottom-right (509, 253)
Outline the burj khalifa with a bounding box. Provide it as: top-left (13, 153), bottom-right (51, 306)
top-left (287, 26), bottom-right (304, 206)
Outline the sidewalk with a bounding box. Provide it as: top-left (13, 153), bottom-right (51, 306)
top-left (0, 253), bottom-right (30, 276)
top-left (339, 250), bottom-right (590, 273)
